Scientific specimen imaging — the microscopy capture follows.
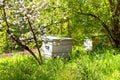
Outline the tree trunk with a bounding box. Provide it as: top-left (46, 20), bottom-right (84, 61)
top-left (109, 0), bottom-right (120, 48)
top-left (112, 29), bottom-right (120, 48)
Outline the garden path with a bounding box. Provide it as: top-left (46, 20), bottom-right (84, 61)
top-left (0, 49), bottom-right (38, 58)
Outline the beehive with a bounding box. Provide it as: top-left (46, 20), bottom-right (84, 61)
top-left (42, 36), bottom-right (72, 58)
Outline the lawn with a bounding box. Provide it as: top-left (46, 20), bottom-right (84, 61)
top-left (0, 47), bottom-right (120, 80)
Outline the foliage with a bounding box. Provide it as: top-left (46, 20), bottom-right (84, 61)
top-left (0, 31), bottom-right (6, 53)
top-left (44, 0), bottom-right (70, 36)
top-left (67, 0), bottom-right (120, 47)
top-left (1, 0), bottom-right (46, 46)
top-left (0, 0), bottom-right (75, 64)
top-left (0, 0), bottom-right (120, 54)
top-left (0, 0), bottom-right (120, 79)
top-left (0, 6), bottom-right (7, 53)
top-left (0, 0), bottom-right (72, 63)
top-left (0, 47), bottom-right (120, 80)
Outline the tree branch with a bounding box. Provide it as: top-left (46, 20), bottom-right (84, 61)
top-left (45, 18), bottom-right (69, 28)
top-left (25, 14), bottom-right (43, 64)
top-left (77, 11), bottom-right (115, 42)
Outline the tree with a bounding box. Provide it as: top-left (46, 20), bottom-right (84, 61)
top-left (0, 0), bottom-right (70, 64)
top-left (0, 0), bottom-right (50, 64)
top-left (68, 0), bottom-right (120, 48)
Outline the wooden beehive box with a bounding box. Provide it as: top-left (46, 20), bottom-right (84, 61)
top-left (42, 36), bottom-right (72, 58)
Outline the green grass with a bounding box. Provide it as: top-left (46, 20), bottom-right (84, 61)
top-left (0, 47), bottom-right (120, 80)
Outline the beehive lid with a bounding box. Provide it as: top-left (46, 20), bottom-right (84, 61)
top-left (42, 36), bottom-right (72, 41)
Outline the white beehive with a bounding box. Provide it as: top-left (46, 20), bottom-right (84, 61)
top-left (84, 37), bottom-right (93, 51)
top-left (42, 36), bottom-right (72, 58)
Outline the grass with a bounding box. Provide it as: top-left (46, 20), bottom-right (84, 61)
top-left (0, 47), bottom-right (120, 80)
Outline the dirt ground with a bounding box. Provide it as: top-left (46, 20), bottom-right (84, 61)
top-left (0, 49), bottom-right (38, 58)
